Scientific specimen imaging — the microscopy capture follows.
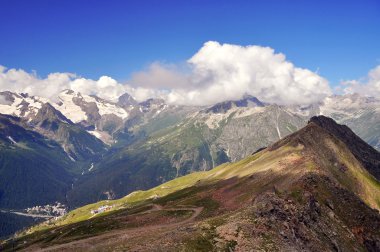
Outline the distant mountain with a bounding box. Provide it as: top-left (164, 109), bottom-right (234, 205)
top-left (205, 94), bottom-right (265, 113)
top-left (30, 103), bottom-right (106, 164)
top-left (289, 93), bottom-right (380, 150)
top-left (117, 92), bottom-right (138, 108)
top-left (0, 91), bottom-right (106, 164)
top-left (0, 91), bottom-right (49, 120)
top-left (53, 90), bottom-right (135, 143)
top-left (7, 116), bottom-right (380, 251)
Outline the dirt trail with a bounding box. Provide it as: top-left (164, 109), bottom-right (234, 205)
top-left (29, 205), bottom-right (203, 252)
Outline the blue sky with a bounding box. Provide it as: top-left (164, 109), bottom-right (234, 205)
top-left (0, 0), bottom-right (379, 87)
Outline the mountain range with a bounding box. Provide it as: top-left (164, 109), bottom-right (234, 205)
top-left (2, 116), bottom-right (380, 251)
top-left (0, 90), bottom-right (379, 238)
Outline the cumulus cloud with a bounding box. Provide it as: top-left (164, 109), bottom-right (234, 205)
top-left (341, 65), bottom-right (380, 98)
top-left (0, 65), bottom-right (167, 103)
top-left (130, 41), bottom-right (331, 105)
top-left (0, 66), bottom-right (129, 102)
top-left (0, 41), bottom-right (333, 105)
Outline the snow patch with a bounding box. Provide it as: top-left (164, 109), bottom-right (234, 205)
top-left (203, 108), bottom-right (237, 129)
top-left (0, 94), bottom-right (48, 118)
top-left (203, 107), bottom-right (264, 129)
top-left (83, 95), bottom-right (129, 119)
top-left (88, 130), bottom-right (102, 139)
top-left (54, 92), bottom-right (87, 123)
top-left (88, 163), bottom-right (94, 172)
top-left (318, 95), bottom-right (378, 120)
top-left (152, 104), bottom-right (168, 118)
top-left (67, 154), bottom-right (76, 162)
top-left (7, 136), bottom-right (17, 144)
top-left (276, 111), bottom-right (282, 139)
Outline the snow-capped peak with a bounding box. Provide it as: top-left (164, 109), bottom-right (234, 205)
top-left (53, 90), bottom-right (88, 123)
top-left (319, 93), bottom-right (380, 119)
top-left (53, 89), bottom-right (131, 124)
top-left (0, 91), bottom-right (49, 119)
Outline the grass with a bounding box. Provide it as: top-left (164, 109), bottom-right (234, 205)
top-left (289, 189), bottom-right (304, 204)
top-left (13, 150), bottom-right (244, 235)
top-left (19, 145), bottom-right (304, 236)
top-left (323, 137), bottom-right (380, 210)
top-left (183, 233), bottom-right (214, 252)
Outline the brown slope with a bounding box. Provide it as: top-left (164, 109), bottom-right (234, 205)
top-left (309, 115), bottom-right (380, 180)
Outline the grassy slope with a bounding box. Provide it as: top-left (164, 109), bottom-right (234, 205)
top-left (19, 145), bottom-right (295, 234)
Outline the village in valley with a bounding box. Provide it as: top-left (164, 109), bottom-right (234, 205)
top-left (25, 202), bottom-right (67, 219)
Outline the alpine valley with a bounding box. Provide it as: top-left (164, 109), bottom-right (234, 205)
top-left (0, 89), bottom-right (379, 246)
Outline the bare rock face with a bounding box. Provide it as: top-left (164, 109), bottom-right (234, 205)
top-left (212, 104), bottom-right (305, 162)
top-left (0, 91), bottom-right (16, 104)
top-left (72, 95), bottom-right (102, 126)
top-left (205, 94), bottom-right (265, 114)
top-left (118, 92), bottom-right (137, 108)
top-left (213, 173), bottom-right (380, 252)
top-left (139, 98), bottom-right (166, 112)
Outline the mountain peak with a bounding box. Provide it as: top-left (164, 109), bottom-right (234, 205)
top-left (308, 115), bottom-right (338, 126)
top-left (60, 89), bottom-right (75, 95)
top-left (205, 95), bottom-right (264, 113)
top-left (118, 92), bottom-right (137, 108)
top-left (139, 98), bottom-right (166, 108)
top-left (310, 116), bottom-right (380, 178)
top-left (31, 102), bottom-right (73, 126)
top-left (272, 115), bottom-right (380, 180)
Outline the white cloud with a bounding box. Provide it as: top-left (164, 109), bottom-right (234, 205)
top-left (0, 66), bottom-right (167, 103)
top-left (0, 41), bottom-right (332, 105)
top-left (341, 65), bottom-right (380, 98)
top-left (130, 41), bottom-right (331, 105)
top-left (0, 66), bottom-right (129, 102)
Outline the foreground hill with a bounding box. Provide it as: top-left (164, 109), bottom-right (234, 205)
top-left (3, 116), bottom-right (380, 251)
